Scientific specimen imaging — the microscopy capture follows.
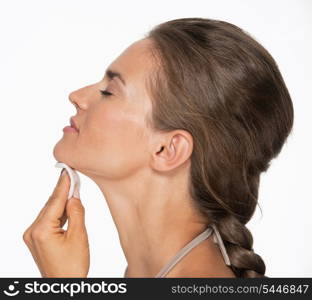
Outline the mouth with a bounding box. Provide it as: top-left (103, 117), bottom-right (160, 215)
top-left (70, 117), bottom-right (79, 132)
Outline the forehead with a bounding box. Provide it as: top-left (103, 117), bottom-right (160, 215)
top-left (106, 38), bottom-right (155, 90)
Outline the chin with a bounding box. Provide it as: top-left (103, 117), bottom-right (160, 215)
top-left (53, 139), bottom-right (69, 164)
top-left (52, 139), bottom-right (83, 172)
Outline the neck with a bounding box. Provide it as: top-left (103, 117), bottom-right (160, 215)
top-left (87, 165), bottom-right (208, 277)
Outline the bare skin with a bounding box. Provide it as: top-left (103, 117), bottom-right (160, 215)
top-left (24, 38), bottom-right (235, 278)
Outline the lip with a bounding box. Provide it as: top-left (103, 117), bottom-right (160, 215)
top-left (63, 126), bottom-right (78, 133)
top-left (70, 117), bottom-right (79, 132)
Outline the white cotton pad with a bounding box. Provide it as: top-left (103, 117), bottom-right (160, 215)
top-left (55, 162), bottom-right (81, 199)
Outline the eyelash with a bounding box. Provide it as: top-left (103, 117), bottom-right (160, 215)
top-left (100, 89), bottom-right (113, 97)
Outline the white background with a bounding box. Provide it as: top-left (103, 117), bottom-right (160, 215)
top-left (0, 0), bottom-right (311, 277)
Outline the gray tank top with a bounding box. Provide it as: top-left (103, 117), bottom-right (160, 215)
top-left (155, 223), bottom-right (231, 278)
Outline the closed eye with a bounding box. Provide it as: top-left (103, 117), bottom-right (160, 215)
top-left (100, 89), bottom-right (113, 97)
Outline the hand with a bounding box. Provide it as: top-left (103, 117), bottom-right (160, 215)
top-left (23, 169), bottom-right (90, 277)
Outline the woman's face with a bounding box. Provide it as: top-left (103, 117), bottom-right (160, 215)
top-left (53, 38), bottom-right (157, 180)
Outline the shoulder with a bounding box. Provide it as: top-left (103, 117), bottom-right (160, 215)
top-left (165, 239), bottom-right (236, 278)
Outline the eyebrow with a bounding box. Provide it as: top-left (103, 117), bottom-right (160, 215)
top-left (104, 69), bottom-right (126, 86)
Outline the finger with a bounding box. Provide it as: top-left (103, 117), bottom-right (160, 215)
top-left (66, 197), bottom-right (86, 237)
top-left (43, 169), bottom-right (70, 221)
top-left (27, 170), bottom-right (69, 229)
top-left (50, 169), bottom-right (70, 201)
top-left (59, 210), bottom-right (68, 228)
top-left (25, 198), bottom-right (51, 230)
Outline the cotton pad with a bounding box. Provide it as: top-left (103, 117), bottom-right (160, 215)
top-left (55, 162), bottom-right (81, 199)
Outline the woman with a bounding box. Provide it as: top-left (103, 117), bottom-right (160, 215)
top-left (23, 17), bottom-right (294, 278)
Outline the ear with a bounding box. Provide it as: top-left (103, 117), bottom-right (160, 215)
top-left (150, 130), bottom-right (193, 172)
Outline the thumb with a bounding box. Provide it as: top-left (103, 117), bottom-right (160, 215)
top-left (66, 197), bottom-right (86, 237)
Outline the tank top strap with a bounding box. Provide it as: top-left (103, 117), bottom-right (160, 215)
top-left (155, 223), bottom-right (231, 278)
top-left (210, 223), bottom-right (231, 266)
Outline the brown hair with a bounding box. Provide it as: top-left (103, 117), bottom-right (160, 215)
top-left (143, 17), bottom-right (294, 277)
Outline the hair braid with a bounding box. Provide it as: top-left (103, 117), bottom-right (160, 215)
top-left (215, 214), bottom-right (266, 277)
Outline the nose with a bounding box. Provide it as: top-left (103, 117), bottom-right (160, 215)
top-left (68, 87), bottom-right (88, 111)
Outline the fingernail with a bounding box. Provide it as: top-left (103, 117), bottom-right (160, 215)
top-left (61, 169), bottom-right (67, 176)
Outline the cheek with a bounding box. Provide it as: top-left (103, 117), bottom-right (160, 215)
top-left (80, 106), bottom-right (149, 178)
